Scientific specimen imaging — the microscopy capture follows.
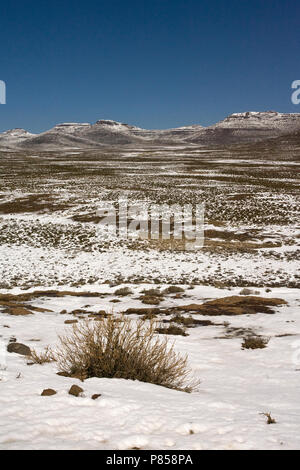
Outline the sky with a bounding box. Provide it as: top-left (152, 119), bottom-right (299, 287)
top-left (0, 0), bottom-right (300, 133)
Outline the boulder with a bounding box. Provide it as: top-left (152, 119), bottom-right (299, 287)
top-left (7, 342), bottom-right (31, 356)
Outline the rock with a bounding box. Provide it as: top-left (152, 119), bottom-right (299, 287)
top-left (64, 319), bottom-right (78, 325)
top-left (41, 389), bottom-right (57, 396)
top-left (7, 342), bottom-right (31, 356)
top-left (91, 394), bottom-right (101, 400)
top-left (68, 384), bottom-right (84, 397)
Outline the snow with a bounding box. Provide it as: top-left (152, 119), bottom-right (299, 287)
top-left (0, 286), bottom-right (299, 450)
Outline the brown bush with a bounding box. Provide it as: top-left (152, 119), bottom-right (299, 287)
top-left (114, 287), bottom-right (133, 296)
top-left (164, 286), bottom-right (185, 294)
top-left (156, 324), bottom-right (188, 337)
top-left (241, 336), bottom-right (270, 350)
top-left (30, 346), bottom-right (55, 364)
top-left (53, 317), bottom-right (198, 392)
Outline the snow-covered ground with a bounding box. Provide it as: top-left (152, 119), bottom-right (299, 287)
top-left (0, 147), bottom-right (299, 450)
top-left (0, 286), bottom-right (299, 450)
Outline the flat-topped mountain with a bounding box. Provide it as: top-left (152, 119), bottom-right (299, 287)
top-left (186, 111), bottom-right (300, 145)
top-left (1, 111), bottom-right (300, 150)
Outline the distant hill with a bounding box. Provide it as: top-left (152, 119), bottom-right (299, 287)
top-left (1, 111), bottom-right (300, 150)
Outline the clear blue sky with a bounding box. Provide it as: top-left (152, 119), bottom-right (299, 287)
top-left (0, 0), bottom-right (299, 133)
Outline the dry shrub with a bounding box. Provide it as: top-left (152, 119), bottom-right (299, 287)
top-left (30, 346), bottom-right (55, 364)
top-left (260, 412), bottom-right (276, 424)
top-left (141, 288), bottom-right (163, 297)
top-left (53, 317), bottom-right (198, 392)
top-left (164, 286), bottom-right (185, 294)
top-left (241, 336), bottom-right (270, 350)
top-left (156, 324), bottom-right (188, 337)
top-left (114, 287), bottom-right (133, 296)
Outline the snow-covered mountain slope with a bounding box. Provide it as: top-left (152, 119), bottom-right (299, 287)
top-left (0, 128), bottom-right (37, 149)
top-left (187, 112), bottom-right (300, 145)
top-left (1, 112), bottom-right (300, 150)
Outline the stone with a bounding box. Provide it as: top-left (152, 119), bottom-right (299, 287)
top-left (91, 394), bottom-right (101, 400)
top-left (68, 384), bottom-right (84, 397)
top-left (7, 342), bottom-right (31, 356)
top-left (41, 389), bottom-right (57, 396)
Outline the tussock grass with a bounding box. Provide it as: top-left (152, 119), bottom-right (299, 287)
top-left (241, 336), bottom-right (270, 350)
top-left (53, 317), bottom-right (198, 392)
top-left (114, 287), bottom-right (133, 296)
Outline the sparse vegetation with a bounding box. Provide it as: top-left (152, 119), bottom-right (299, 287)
top-left (53, 317), bottom-right (198, 392)
top-left (30, 346), bottom-right (55, 364)
top-left (164, 286), bottom-right (185, 294)
top-left (156, 324), bottom-right (188, 336)
top-left (242, 336), bottom-right (270, 350)
top-left (114, 287), bottom-right (133, 296)
top-left (260, 412), bottom-right (276, 424)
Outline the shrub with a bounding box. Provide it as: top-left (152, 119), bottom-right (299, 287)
top-left (260, 412), bottom-right (276, 424)
top-left (30, 346), bottom-right (55, 364)
top-left (114, 287), bottom-right (133, 296)
top-left (53, 317), bottom-right (198, 392)
top-left (141, 288), bottom-right (163, 297)
top-left (241, 336), bottom-right (270, 350)
top-left (140, 295), bottom-right (161, 305)
top-left (156, 324), bottom-right (188, 337)
top-left (164, 286), bottom-right (185, 294)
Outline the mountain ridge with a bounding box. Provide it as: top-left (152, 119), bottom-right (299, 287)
top-left (1, 111), bottom-right (300, 150)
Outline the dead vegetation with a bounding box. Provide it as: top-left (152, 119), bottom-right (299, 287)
top-left (241, 336), bottom-right (270, 350)
top-left (260, 412), bottom-right (277, 424)
top-left (155, 324), bottom-right (188, 336)
top-left (52, 317), bottom-right (198, 392)
top-left (30, 346), bottom-right (55, 364)
top-left (114, 287), bottom-right (133, 296)
top-left (124, 295), bottom-right (287, 317)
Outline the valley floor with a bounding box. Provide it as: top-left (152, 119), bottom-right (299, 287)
top-left (0, 145), bottom-right (299, 449)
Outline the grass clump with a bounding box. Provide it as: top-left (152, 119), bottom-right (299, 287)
top-left (141, 288), bottom-right (164, 297)
top-left (260, 412), bottom-right (276, 424)
top-left (30, 346), bottom-right (55, 364)
top-left (164, 286), bottom-right (185, 294)
top-left (156, 324), bottom-right (188, 337)
top-left (114, 286), bottom-right (133, 296)
top-left (140, 295), bottom-right (161, 305)
top-left (241, 336), bottom-right (270, 350)
top-left (53, 317), bottom-right (198, 392)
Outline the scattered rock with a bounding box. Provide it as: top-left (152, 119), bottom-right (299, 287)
top-left (91, 394), bottom-right (101, 400)
top-left (7, 342), bottom-right (31, 356)
top-left (68, 384), bottom-right (84, 397)
top-left (41, 389), bottom-right (57, 396)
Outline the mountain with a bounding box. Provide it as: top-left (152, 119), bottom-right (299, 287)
top-left (186, 111), bottom-right (300, 145)
top-left (0, 128), bottom-right (37, 149)
top-left (1, 112), bottom-right (300, 150)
